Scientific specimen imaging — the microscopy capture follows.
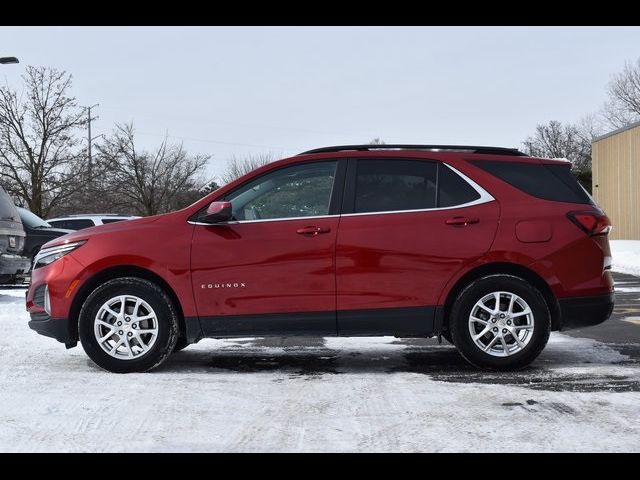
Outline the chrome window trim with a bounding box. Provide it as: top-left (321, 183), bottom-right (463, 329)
top-left (188, 214), bottom-right (339, 226)
top-left (189, 163), bottom-right (494, 226)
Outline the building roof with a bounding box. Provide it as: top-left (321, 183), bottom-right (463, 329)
top-left (593, 119), bottom-right (640, 142)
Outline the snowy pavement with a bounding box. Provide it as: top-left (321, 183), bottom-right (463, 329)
top-left (1, 286), bottom-right (639, 452)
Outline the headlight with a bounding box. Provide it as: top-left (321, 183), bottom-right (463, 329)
top-left (33, 241), bottom-right (87, 269)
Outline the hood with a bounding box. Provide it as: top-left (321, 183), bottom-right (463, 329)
top-left (41, 214), bottom-right (163, 248)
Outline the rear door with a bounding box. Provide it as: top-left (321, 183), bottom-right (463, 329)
top-left (335, 158), bottom-right (500, 336)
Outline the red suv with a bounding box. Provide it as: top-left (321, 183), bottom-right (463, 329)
top-left (26, 145), bottom-right (614, 373)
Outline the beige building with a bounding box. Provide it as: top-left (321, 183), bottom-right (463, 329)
top-left (592, 120), bottom-right (640, 240)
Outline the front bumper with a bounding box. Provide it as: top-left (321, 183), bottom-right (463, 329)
top-left (28, 312), bottom-right (75, 347)
top-left (0, 253), bottom-right (31, 276)
top-left (558, 293), bottom-right (615, 330)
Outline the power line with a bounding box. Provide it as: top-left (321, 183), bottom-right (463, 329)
top-left (132, 131), bottom-right (297, 153)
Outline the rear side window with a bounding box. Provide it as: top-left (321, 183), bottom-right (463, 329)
top-left (101, 218), bottom-right (125, 224)
top-left (472, 161), bottom-right (593, 204)
top-left (438, 165), bottom-right (481, 207)
top-left (353, 159), bottom-right (482, 214)
top-left (355, 160), bottom-right (437, 213)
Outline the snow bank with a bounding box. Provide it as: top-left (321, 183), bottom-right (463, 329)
top-left (610, 240), bottom-right (640, 275)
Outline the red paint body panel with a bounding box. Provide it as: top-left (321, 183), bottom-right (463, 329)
top-left (190, 217), bottom-right (339, 317)
top-left (26, 149), bottom-right (613, 338)
top-left (335, 201), bottom-right (500, 310)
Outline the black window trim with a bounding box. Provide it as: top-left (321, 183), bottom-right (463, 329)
top-left (341, 157), bottom-right (494, 216)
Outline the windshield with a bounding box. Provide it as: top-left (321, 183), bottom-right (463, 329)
top-left (17, 207), bottom-right (51, 228)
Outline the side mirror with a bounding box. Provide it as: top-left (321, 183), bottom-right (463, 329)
top-left (202, 201), bottom-right (232, 224)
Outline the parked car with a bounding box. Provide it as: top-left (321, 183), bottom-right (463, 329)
top-left (47, 214), bottom-right (140, 231)
top-left (17, 208), bottom-right (72, 260)
top-left (26, 144), bottom-right (614, 373)
top-left (0, 187), bottom-right (30, 284)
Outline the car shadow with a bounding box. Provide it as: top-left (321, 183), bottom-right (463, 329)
top-left (156, 339), bottom-right (640, 393)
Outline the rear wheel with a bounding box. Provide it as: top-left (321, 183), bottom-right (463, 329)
top-left (449, 274), bottom-right (551, 370)
top-left (79, 277), bottom-right (178, 373)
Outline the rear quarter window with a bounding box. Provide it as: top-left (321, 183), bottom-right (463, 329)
top-left (471, 160), bottom-right (593, 204)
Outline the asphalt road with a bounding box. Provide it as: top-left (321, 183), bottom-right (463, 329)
top-left (564, 272), bottom-right (640, 347)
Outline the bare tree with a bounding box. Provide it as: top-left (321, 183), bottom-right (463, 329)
top-left (369, 137), bottom-right (386, 145)
top-left (221, 153), bottom-right (275, 184)
top-left (523, 119), bottom-right (599, 191)
top-left (0, 66), bottom-right (89, 217)
top-left (97, 123), bottom-right (210, 216)
top-left (602, 58), bottom-right (640, 129)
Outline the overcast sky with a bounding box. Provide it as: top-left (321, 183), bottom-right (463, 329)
top-left (1, 26), bottom-right (639, 181)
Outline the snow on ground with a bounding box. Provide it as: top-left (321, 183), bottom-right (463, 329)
top-left (1, 288), bottom-right (639, 452)
top-left (611, 240), bottom-right (640, 276)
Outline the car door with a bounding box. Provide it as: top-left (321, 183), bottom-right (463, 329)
top-left (335, 158), bottom-right (500, 336)
top-left (191, 160), bottom-right (345, 337)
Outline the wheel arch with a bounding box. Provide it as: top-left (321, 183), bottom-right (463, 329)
top-left (440, 262), bottom-right (561, 332)
top-left (68, 265), bottom-right (187, 343)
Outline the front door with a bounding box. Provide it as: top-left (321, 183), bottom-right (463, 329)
top-left (336, 158), bottom-right (500, 336)
top-left (191, 160), bottom-right (344, 336)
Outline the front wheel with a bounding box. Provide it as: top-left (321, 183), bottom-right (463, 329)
top-left (79, 277), bottom-right (179, 373)
top-left (449, 274), bottom-right (551, 371)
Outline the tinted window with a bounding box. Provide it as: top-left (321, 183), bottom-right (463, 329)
top-left (438, 165), bottom-right (481, 207)
top-left (49, 219), bottom-right (95, 230)
top-left (225, 161), bottom-right (337, 220)
top-left (472, 161), bottom-right (593, 204)
top-left (355, 160), bottom-right (437, 213)
top-left (102, 218), bottom-right (126, 224)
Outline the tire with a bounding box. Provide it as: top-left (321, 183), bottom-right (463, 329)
top-left (173, 337), bottom-right (190, 352)
top-left (449, 274), bottom-right (551, 371)
top-left (79, 277), bottom-right (179, 373)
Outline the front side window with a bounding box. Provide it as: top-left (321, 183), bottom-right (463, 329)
top-left (354, 159), bottom-right (437, 213)
top-left (225, 161), bottom-right (337, 221)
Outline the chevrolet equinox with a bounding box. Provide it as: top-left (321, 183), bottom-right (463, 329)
top-left (26, 145), bottom-right (614, 373)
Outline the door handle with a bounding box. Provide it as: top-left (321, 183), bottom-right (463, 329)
top-left (296, 226), bottom-right (331, 236)
top-left (445, 216), bottom-right (479, 227)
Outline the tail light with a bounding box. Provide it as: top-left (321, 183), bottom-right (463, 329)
top-left (567, 210), bottom-right (612, 236)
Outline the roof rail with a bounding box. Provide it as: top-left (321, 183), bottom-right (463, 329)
top-left (299, 144), bottom-right (526, 156)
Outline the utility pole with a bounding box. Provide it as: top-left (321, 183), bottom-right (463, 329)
top-left (83, 104), bottom-right (101, 178)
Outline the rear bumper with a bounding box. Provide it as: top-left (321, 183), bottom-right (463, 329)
top-left (28, 312), bottom-right (75, 347)
top-left (0, 253), bottom-right (30, 276)
top-left (558, 293), bottom-right (615, 330)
